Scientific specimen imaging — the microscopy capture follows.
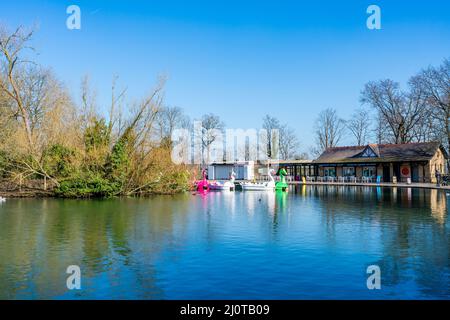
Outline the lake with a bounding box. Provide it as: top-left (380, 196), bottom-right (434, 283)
top-left (0, 185), bottom-right (449, 299)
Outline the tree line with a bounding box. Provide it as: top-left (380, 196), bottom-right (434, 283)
top-left (1, 24), bottom-right (448, 197)
top-left (0, 25), bottom-right (193, 197)
top-left (312, 58), bottom-right (450, 157)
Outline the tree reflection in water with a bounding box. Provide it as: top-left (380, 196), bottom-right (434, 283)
top-left (293, 185), bottom-right (449, 298)
top-left (0, 187), bottom-right (448, 299)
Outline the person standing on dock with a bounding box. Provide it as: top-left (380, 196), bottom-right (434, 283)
top-left (435, 169), bottom-right (441, 186)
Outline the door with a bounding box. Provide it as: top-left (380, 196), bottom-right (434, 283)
top-left (412, 164), bottom-right (419, 183)
top-left (393, 164), bottom-right (400, 181)
top-left (383, 165), bottom-right (390, 182)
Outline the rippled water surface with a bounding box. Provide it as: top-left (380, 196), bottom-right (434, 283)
top-left (0, 185), bottom-right (449, 299)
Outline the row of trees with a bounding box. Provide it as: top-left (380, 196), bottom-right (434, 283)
top-left (190, 113), bottom-right (304, 163)
top-left (313, 58), bottom-right (450, 156)
top-left (0, 25), bottom-right (191, 197)
top-left (1, 24), bottom-right (447, 197)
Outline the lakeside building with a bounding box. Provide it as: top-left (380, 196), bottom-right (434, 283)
top-left (273, 160), bottom-right (316, 181)
top-left (312, 141), bottom-right (448, 183)
top-left (207, 160), bottom-right (315, 181)
top-left (205, 141), bottom-right (448, 184)
top-left (207, 161), bottom-right (255, 180)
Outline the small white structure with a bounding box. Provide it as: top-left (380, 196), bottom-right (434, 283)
top-left (209, 170), bottom-right (236, 191)
top-left (208, 161), bottom-right (254, 180)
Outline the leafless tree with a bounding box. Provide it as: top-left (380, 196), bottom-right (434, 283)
top-left (0, 25), bottom-right (36, 152)
top-left (196, 113), bottom-right (224, 165)
top-left (0, 25), bottom-right (70, 186)
top-left (262, 115), bottom-right (300, 160)
top-left (372, 113), bottom-right (388, 144)
top-left (78, 75), bottom-right (98, 132)
top-left (347, 107), bottom-right (371, 146)
top-left (279, 125), bottom-right (300, 160)
top-left (262, 115), bottom-right (280, 159)
top-left (410, 58), bottom-right (450, 152)
top-left (313, 108), bottom-right (346, 156)
top-left (108, 75), bottom-right (127, 139)
top-left (156, 105), bottom-right (190, 146)
top-left (360, 79), bottom-right (428, 144)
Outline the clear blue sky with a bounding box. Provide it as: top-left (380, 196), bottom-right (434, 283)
top-left (1, 0), bottom-right (449, 153)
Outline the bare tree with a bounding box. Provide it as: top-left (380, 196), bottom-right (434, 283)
top-left (79, 75), bottom-right (98, 132)
top-left (313, 108), bottom-right (346, 155)
top-left (108, 75), bottom-right (127, 139)
top-left (0, 25), bottom-right (36, 152)
top-left (410, 58), bottom-right (450, 152)
top-left (262, 115), bottom-right (300, 160)
top-left (0, 25), bottom-right (69, 186)
top-left (279, 125), bottom-right (300, 160)
top-left (262, 115), bottom-right (281, 159)
top-left (156, 105), bottom-right (190, 146)
top-left (347, 107), bottom-right (371, 146)
top-left (360, 79), bottom-right (427, 144)
top-left (196, 113), bottom-right (224, 165)
top-left (373, 113), bottom-right (388, 144)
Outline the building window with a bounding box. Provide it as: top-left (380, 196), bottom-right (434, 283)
top-left (356, 146), bottom-right (378, 158)
top-left (363, 166), bottom-right (376, 177)
top-left (343, 167), bottom-right (355, 176)
top-left (324, 167), bottom-right (336, 177)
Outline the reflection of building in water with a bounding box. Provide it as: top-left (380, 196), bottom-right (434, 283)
top-left (222, 191), bottom-right (236, 218)
top-left (301, 184), bottom-right (306, 196)
top-left (399, 188), bottom-right (413, 205)
top-left (376, 186), bottom-right (382, 201)
top-left (242, 192), bottom-right (277, 217)
top-left (392, 187), bottom-right (398, 203)
top-left (245, 191), bottom-right (256, 216)
top-left (430, 189), bottom-right (447, 224)
top-left (267, 192), bottom-right (276, 217)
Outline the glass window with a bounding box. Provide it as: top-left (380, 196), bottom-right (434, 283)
top-left (324, 167), bottom-right (336, 177)
top-left (343, 167), bottom-right (355, 176)
top-left (363, 166), bottom-right (376, 177)
top-left (360, 147), bottom-right (377, 157)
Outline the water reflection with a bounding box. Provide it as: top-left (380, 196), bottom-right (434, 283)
top-left (0, 187), bottom-right (449, 299)
top-left (293, 185), bottom-right (449, 298)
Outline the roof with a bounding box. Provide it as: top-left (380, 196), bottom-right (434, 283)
top-left (313, 141), bottom-right (446, 164)
top-left (277, 159), bottom-right (313, 165)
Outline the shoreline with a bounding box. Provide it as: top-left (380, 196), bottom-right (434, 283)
top-left (1, 181), bottom-right (450, 198)
top-left (288, 181), bottom-right (450, 191)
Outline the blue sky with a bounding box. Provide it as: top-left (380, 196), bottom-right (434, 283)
top-left (1, 0), bottom-right (449, 153)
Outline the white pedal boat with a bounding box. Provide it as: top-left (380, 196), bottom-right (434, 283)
top-left (240, 181), bottom-right (275, 191)
top-left (208, 170), bottom-right (236, 191)
top-left (240, 169), bottom-right (275, 191)
top-left (209, 180), bottom-right (235, 191)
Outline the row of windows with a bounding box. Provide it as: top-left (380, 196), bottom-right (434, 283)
top-left (323, 166), bottom-right (376, 177)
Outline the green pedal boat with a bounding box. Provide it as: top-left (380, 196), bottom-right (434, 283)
top-left (275, 168), bottom-right (289, 192)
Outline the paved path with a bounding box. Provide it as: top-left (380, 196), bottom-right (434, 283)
top-left (288, 181), bottom-right (450, 191)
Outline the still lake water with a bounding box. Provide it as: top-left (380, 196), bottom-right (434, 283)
top-left (0, 185), bottom-right (449, 299)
